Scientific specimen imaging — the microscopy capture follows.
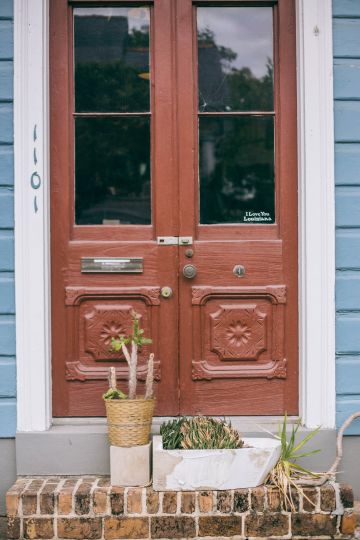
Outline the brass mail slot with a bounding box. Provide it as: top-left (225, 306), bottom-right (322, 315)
top-left (81, 257), bottom-right (143, 273)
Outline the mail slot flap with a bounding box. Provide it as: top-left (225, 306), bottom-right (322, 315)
top-left (81, 257), bottom-right (143, 273)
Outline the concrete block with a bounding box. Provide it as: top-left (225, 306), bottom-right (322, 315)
top-left (110, 443), bottom-right (151, 487)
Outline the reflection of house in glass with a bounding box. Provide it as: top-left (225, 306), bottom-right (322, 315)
top-left (74, 11), bottom-right (151, 225)
top-left (197, 17), bottom-right (275, 224)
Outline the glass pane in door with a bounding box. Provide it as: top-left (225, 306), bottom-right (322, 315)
top-left (197, 7), bottom-right (273, 112)
top-left (74, 7), bottom-right (150, 112)
top-left (75, 117), bottom-right (151, 225)
top-left (199, 116), bottom-right (274, 224)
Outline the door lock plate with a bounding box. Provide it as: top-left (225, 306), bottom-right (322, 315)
top-left (157, 236), bottom-right (193, 245)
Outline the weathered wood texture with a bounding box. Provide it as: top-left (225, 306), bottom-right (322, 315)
top-left (334, 0), bottom-right (360, 434)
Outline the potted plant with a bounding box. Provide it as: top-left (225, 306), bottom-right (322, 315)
top-left (153, 416), bottom-right (281, 491)
top-left (103, 312), bottom-right (155, 486)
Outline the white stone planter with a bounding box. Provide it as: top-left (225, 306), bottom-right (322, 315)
top-left (152, 436), bottom-right (281, 491)
top-left (110, 442), bottom-right (151, 487)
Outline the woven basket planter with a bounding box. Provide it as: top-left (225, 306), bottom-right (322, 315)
top-left (104, 397), bottom-right (155, 447)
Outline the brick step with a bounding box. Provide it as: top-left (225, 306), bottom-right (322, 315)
top-left (5, 477), bottom-right (357, 539)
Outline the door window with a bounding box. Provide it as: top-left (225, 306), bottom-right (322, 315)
top-left (73, 7), bottom-right (151, 225)
top-left (197, 7), bottom-right (275, 224)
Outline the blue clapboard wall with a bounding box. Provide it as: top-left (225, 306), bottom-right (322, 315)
top-left (0, 0), bottom-right (16, 438)
top-left (334, 0), bottom-right (360, 434)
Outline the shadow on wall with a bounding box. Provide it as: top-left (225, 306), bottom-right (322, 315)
top-left (0, 439), bottom-right (16, 516)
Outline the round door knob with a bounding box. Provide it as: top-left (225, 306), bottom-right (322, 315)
top-left (161, 286), bottom-right (173, 298)
top-left (183, 264), bottom-right (197, 279)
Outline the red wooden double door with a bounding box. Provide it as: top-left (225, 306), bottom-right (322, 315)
top-left (51, 0), bottom-right (298, 417)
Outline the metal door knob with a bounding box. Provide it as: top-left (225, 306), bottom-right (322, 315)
top-left (183, 264), bottom-right (197, 279)
top-left (161, 286), bottom-right (173, 298)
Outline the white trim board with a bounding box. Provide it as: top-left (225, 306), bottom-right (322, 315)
top-left (13, 0), bottom-right (335, 432)
top-left (14, 0), bottom-right (51, 431)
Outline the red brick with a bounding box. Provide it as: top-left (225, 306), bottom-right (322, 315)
top-left (320, 484), bottom-right (336, 512)
top-left (151, 516), bottom-right (195, 539)
top-left (292, 513), bottom-right (337, 536)
top-left (341, 512), bottom-right (357, 535)
top-left (146, 488), bottom-right (159, 514)
top-left (340, 484), bottom-right (354, 508)
top-left (198, 491), bottom-right (213, 513)
top-left (233, 489), bottom-right (249, 512)
top-left (251, 486), bottom-right (266, 511)
top-left (7, 517), bottom-right (20, 539)
top-left (127, 488), bottom-right (142, 514)
top-left (93, 488), bottom-right (108, 514)
top-left (110, 487), bottom-right (124, 515)
top-left (6, 479), bottom-right (28, 518)
top-left (75, 482), bottom-right (91, 515)
top-left (302, 487), bottom-right (318, 512)
top-left (267, 487), bottom-right (282, 512)
top-left (181, 492), bottom-right (195, 514)
top-left (97, 477), bottom-right (111, 488)
top-left (289, 487), bottom-right (300, 511)
top-left (199, 516), bottom-right (242, 537)
top-left (162, 492), bottom-right (177, 514)
top-left (22, 492), bottom-right (38, 516)
top-left (58, 489), bottom-right (73, 515)
top-left (39, 483), bottom-right (57, 514)
top-left (105, 517), bottom-right (149, 539)
top-left (216, 491), bottom-right (232, 513)
top-left (23, 518), bottom-right (54, 539)
top-left (58, 517), bottom-right (102, 539)
top-left (6, 492), bottom-right (20, 518)
top-left (246, 513), bottom-right (289, 537)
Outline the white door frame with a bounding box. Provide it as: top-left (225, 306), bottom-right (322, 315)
top-left (14, 0), bottom-right (335, 432)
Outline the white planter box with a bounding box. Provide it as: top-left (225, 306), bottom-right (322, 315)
top-left (110, 442), bottom-right (151, 487)
top-left (153, 436), bottom-right (281, 491)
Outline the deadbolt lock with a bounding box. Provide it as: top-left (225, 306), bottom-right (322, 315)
top-left (183, 264), bottom-right (197, 279)
top-left (160, 286), bottom-right (173, 298)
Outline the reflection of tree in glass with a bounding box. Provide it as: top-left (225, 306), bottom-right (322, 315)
top-left (75, 20), bottom-right (150, 112)
top-left (198, 27), bottom-right (273, 112)
top-left (200, 117), bottom-right (274, 224)
top-left (75, 117), bottom-right (150, 225)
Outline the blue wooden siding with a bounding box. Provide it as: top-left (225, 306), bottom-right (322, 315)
top-left (334, 0), bottom-right (360, 434)
top-left (0, 0), bottom-right (15, 438)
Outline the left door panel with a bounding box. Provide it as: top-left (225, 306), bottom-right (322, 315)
top-left (50, 0), bottom-right (179, 416)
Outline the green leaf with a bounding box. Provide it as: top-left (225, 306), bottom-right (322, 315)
top-left (288, 462), bottom-right (321, 477)
top-left (292, 425), bottom-right (321, 454)
top-left (291, 449), bottom-right (321, 460)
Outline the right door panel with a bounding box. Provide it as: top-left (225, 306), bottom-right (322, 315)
top-left (177, 0), bottom-right (298, 415)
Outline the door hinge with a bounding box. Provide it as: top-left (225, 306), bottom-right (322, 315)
top-left (157, 236), bottom-right (193, 245)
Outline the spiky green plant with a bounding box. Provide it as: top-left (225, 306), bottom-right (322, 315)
top-left (160, 416), bottom-right (244, 450)
top-left (267, 414), bottom-right (322, 510)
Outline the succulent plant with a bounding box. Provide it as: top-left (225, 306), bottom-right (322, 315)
top-left (160, 416), bottom-right (244, 450)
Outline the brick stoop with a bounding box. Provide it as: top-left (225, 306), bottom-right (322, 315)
top-left (5, 477), bottom-right (357, 539)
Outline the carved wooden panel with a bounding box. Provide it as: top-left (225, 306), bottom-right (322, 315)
top-left (210, 304), bottom-right (266, 361)
top-left (64, 286), bottom-right (161, 382)
top-left (84, 304), bottom-right (143, 362)
top-left (191, 286), bottom-right (287, 381)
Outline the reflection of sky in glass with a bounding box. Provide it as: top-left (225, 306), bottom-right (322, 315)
top-left (197, 8), bottom-right (273, 78)
top-left (74, 7), bottom-right (149, 32)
